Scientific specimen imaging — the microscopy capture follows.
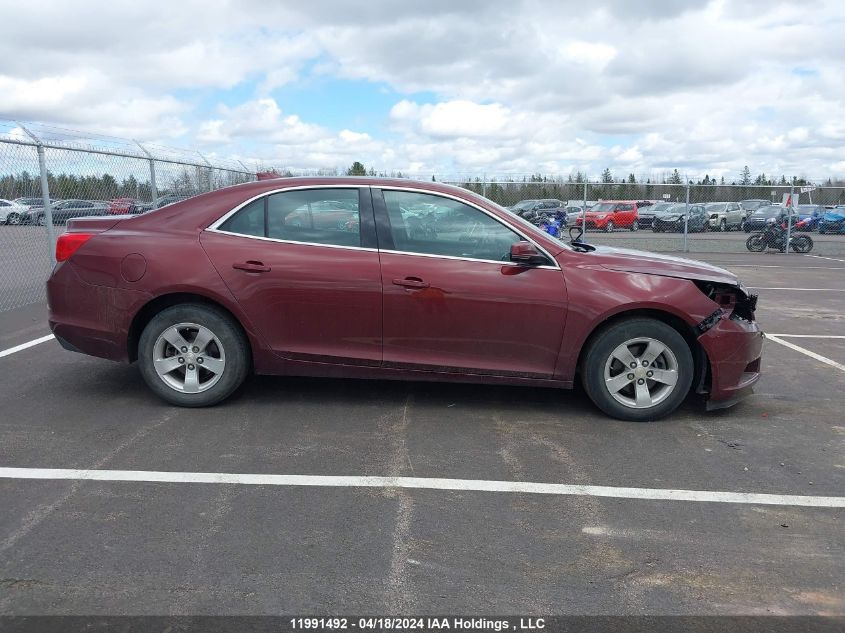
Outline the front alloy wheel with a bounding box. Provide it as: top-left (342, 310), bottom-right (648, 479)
top-left (603, 337), bottom-right (679, 410)
top-left (6, 213), bottom-right (20, 225)
top-left (582, 318), bottom-right (693, 421)
top-left (605, 220), bottom-right (614, 233)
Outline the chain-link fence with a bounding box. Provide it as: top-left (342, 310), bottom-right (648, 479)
top-left (444, 179), bottom-right (845, 258)
top-left (0, 121), bottom-right (254, 313)
top-left (4, 120), bottom-right (845, 315)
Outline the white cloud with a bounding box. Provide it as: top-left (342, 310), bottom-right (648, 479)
top-left (2, 0), bottom-right (845, 179)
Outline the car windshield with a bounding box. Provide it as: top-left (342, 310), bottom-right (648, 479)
top-left (741, 200), bottom-right (769, 211)
top-left (643, 203), bottom-right (672, 214)
top-left (512, 200), bottom-right (538, 210)
top-left (656, 204), bottom-right (685, 215)
top-left (590, 203), bottom-right (616, 212)
top-left (705, 203), bottom-right (727, 211)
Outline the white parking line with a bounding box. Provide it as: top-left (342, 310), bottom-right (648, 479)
top-left (766, 335), bottom-right (845, 373)
top-left (747, 287), bottom-right (845, 291)
top-left (724, 265), bottom-right (845, 270)
top-left (769, 334), bottom-right (845, 339)
top-left (0, 334), bottom-right (55, 359)
top-left (0, 467), bottom-right (841, 508)
top-left (805, 254), bottom-right (845, 263)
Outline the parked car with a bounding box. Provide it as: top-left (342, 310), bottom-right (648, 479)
top-left (508, 199), bottom-right (566, 224)
top-left (0, 199), bottom-right (31, 225)
top-left (135, 194), bottom-right (192, 213)
top-left (739, 199), bottom-right (772, 217)
top-left (743, 204), bottom-right (783, 232)
top-left (108, 198), bottom-right (142, 215)
top-left (636, 202), bottom-right (674, 229)
top-left (818, 207), bottom-right (845, 234)
top-left (794, 204), bottom-right (825, 231)
top-left (706, 202), bottom-right (744, 231)
top-left (25, 199), bottom-right (110, 225)
top-left (14, 197), bottom-right (56, 209)
top-left (652, 203), bottom-right (709, 232)
top-left (47, 177), bottom-right (762, 421)
top-left (575, 201), bottom-right (639, 232)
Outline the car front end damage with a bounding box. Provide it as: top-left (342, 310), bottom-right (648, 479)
top-left (692, 281), bottom-right (763, 409)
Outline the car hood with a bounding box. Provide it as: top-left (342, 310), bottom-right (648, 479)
top-left (587, 246), bottom-right (739, 285)
top-left (822, 212), bottom-right (845, 221)
top-left (655, 213), bottom-right (683, 220)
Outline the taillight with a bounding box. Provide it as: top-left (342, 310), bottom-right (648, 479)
top-left (56, 232), bottom-right (94, 262)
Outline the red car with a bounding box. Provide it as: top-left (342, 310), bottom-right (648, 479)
top-left (576, 200), bottom-right (639, 232)
top-left (47, 178), bottom-right (762, 421)
top-left (108, 198), bottom-right (139, 215)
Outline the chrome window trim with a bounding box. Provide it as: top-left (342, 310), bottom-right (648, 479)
top-left (377, 185), bottom-right (561, 270)
top-left (206, 183), bottom-right (561, 270)
top-left (378, 248), bottom-right (559, 269)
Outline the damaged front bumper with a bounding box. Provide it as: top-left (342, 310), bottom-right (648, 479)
top-left (694, 286), bottom-right (763, 409)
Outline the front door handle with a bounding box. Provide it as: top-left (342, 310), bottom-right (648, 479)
top-left (233, 260), bottom-right (271, 273)
top-left (392, 277), bottom-right (430, 289)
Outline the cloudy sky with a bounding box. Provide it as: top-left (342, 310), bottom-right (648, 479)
top-left (1, 0), bottom-right (844, 180)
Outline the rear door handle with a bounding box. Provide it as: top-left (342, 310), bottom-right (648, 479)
top-left (392, 277), bottom-right (429, 289)
top-left (233, 260), bottom-right (271, 273)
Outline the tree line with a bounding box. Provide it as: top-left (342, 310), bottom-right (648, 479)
top-left (0, 168), bottom-right (251, 202)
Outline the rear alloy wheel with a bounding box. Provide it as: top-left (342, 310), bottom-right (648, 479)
top-left (138, 304), bottom-right (249, 407)
top-left (582, 318), bottom-right (693, 421)
top-left (605, 220), bottom-right (614, 233)
top-left (37, 215), bottom-right (46, 226)
top-left (6, 213), bottom-right (20, 225)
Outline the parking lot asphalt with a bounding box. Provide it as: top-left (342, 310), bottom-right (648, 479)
top-left (0, 252), bottom-right (843, 615)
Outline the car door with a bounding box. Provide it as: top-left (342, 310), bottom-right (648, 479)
top-left (201, 186), bottom-right (383, 366)
top-left (375, 187), bottom-right (568, 378)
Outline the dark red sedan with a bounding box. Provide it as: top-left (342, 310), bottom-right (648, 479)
top-left (47, 178), bottom-right (762, 421)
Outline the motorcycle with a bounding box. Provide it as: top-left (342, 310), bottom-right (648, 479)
top-left (746, 218), bottom-right (813, 253)
top-left (538, 210), bottom-right (567, 238)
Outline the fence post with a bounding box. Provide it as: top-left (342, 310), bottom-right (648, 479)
top-left (582, 181), bottom-right (588, 242)
top-left (19, 124), bottom-right (56, 264)
top-left (481, 174), bottom-right (487, 198)
top-left (785, 184), bottom-right (794, 256)
top-left (198, 152), bottom-right (213, 192)
top-left (683, 180), bottom-right (690, 252)
top-left (135, 142), bottom-right (158, 209)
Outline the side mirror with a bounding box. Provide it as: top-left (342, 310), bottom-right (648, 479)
top-left (510, 241), bottom-right (547, 266)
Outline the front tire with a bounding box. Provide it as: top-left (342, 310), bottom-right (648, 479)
top-left (6, 213), bottom-right (20, 225)
top-left (746, 234), bottom-right (766, 252)
top-left (581, 318), bottom-right (693, 422)
top-left (138, 304), bottom-right (249, 407)
top-left (605, 220), bottom-right (614, 233)
top-left (719, 219), bottom-right (726, 232)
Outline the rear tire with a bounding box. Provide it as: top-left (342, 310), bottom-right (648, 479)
top-left (791, 235), bottom-right (814, 253)
top-left (138, 304), bottom-right (249, 407)
top-left (581, 318), bottom-right (693, 422)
